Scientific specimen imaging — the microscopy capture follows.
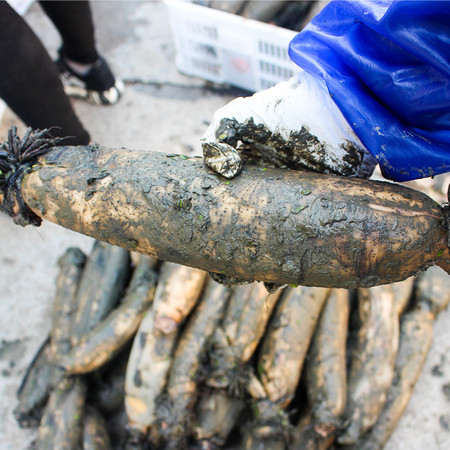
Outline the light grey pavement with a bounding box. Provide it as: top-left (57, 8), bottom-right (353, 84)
top-left (0, 2), bottom-right (449, 449)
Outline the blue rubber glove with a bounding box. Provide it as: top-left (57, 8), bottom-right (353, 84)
top-left (289, 0), bottom-right (450, 182)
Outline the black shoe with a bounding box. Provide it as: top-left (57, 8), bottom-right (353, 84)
top-left (56, 52), bottom-right (124, 106)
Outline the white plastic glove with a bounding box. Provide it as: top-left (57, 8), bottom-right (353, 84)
top-left (202, 71), bottom-right (377, 179)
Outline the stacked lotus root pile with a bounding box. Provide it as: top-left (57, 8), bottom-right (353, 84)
top-left (13, 240), bottom-right (449, 449)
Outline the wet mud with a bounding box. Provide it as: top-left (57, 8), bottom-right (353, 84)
top-left (305, 289), bottom-right (349, 436)
top-left (214, 117), bottom-right (372, 177)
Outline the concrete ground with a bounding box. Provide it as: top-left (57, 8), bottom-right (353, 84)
top-left (0, 2), bottom-right (448, 449)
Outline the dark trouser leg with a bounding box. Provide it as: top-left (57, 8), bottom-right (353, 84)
top-left (39, 1), bottom-right (98, 63)
top-left (0, 2), bottom-right (90, 145)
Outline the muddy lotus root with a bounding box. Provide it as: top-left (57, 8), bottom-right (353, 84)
top-left (15, 240), bottom-right (449, 449)
top-left (1, 127), bottom-right (449, 289)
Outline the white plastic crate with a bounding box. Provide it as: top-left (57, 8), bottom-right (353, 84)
top-left (164, 0), bottom-right (300, 92)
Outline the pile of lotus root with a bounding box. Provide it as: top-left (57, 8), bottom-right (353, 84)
top-left (13, 239), bottom-right (449, 450)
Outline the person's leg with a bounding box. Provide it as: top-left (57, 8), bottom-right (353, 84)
top-left (38, 0), bottom-right (123, 106)
top-left (38, 0), bottom-right (98, 63)
top-left (0, 2), bottom-right (90, 145)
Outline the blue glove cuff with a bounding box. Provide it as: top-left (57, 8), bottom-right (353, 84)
top-left (289, 0), bottom-right (450, 181)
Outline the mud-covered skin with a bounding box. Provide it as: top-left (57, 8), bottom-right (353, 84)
top-left (83, 407), bottom-right (112, 450)
top-left (51, 248), bottom-right (86, 364)
top-left (207, 283), bottom-right (282, 392)
top-left (125, 263), bottom-right (207, 432)
top-left (190, 283), bottom-right (282, 447)
top-left (158, 280), bottom-right (231, 446)
top-left (18, 145), bottom-right (450, 288)
top-left (36, 377), bottom-right (86, 449)
top-left (354, 306), bottom-right (434, 450)
top-left (257, 286), bottom-right (329, 406)
top-left (208, 271), bottom-right (251, 287)
top-left (222, 287), bottom-right (329, 447)
top-left (14, 337), bottom-right (53, 428)
top-left (415, 266), bottom-right (450, 317)
top-left (305, 289), bottom-right (349, 436)
top-left (292, 411), bottom-right (337, 450)
top-left (203, 117), bottom-right (376, 179)
top-left (390, 277), bottom-right (415, 316)
top-left (338, 286), bottom-right (400, 445)
top-left (444, 201), bottom-right (450, 247)
top-left (71, 241), bottom-right (132, 345)
top-left (193, 389), bottom-right (246, 446)
top-left (64, 256), bottom-right (158, 374)
top-left (241, 399), bottom-right (292, 450)
top-left (87, 349), bottom-right (128, 416)
top-left (219, 283), bottom-right (281, 365)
